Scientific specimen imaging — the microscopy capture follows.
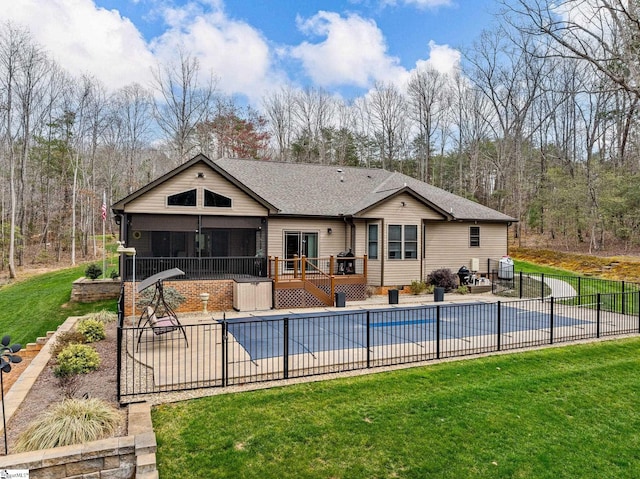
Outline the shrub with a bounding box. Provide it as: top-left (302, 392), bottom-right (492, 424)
top-left (76, 318), bottom-right (106, 343)
top-left (13, 398), bottom-right (122, 452)
top-left (56, 343), bottom-right (101, 374)
top-left (457, 285), bottom-right (470, 295)
top-left (50, 331), bottom-right (87, 358)
top-left (426, 268), bottom-right (458, 292)
top-left (52, 364), bottom-right (82, 398)
top-left (136, 286), bottom-right (186, 315)
top-left (88, 309), bottom-right (117, 324)
top-left (109, 269), bottom-right (120, 279)
top-left (409, 280), bottom-right (427, 295)
top-left (84, 263), bottom-right (102, 280)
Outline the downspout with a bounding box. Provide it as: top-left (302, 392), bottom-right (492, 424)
top-left (421, 220), bottom-right (425, 282)
top-left (380, 218), bottom-right (385, 287)
top-left (344, 215), bottom-right (356, 251)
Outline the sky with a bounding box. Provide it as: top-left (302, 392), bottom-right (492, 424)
top-left (1, 0), bottom-right (499, 105)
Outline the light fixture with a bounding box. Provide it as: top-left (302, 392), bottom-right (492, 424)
top-left (196, 172), bottom-right (205, 178)
top-left (327, 227), bottom-right (333, 235)
top-left (401, 201), bottom-right (406, 207)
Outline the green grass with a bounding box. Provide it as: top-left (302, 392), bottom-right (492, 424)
top-left (0, 264), bottom-right (117, 346)
top-left (153, 339), bottom-right (640, 478)
top-left (512, 259), bottom-right (578, 276)
top-left (508, 259), bottom-right (640, 313)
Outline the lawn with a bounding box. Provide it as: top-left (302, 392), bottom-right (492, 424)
top-left (507, 259), bottom-right (640, 313)
top-left (0, 264), bottom-right (117, 346)
top-left (153, 338), bottom-right (640, 479)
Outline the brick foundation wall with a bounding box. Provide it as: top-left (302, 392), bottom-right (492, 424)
top-left (122, 279), bottom-right (234, 317)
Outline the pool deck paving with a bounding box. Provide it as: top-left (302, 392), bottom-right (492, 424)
top-left (122, 287), bottom-right (637, 396)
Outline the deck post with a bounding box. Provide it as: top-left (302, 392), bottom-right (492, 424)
top-left (363, 254), bottom-right (368, 281)
top-left (329, 255), bottom-right (334, 276)
top-left (293, 254), bottom-right (299, 279)
top-left (301, 255), bottom-right (306, 282)
top-left (273, 257), bottom-right (279, 285)
top-left (330, 276), bottom-right (336, 305)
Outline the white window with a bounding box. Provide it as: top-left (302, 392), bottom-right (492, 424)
top-left (470, 226), bottom-right (480, 247)
top-left (368, 224), bottom-right (379, 259)
top-left (388, 225), bottom-right (418, 260)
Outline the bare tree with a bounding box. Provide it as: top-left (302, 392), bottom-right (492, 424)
top-left (366, 81), bottom-right (409, 170)
top-left (151, 48), bottom-right (217, 165)
top-left (263, 86), bottom-right (295, 162)
top-left (109, 83), bottom-right (153, 193)
top-left (290, 87), bottom-right (335, 164)
top-left (0, 23), bottom-right (32, 278)
top-left (503, 0), bottom-right (640, 99)
top-left (407, 66), bottom-right (448, 182)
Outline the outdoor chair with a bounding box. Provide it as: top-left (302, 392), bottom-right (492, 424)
top-left (135, 268), bottom-right (189, 350)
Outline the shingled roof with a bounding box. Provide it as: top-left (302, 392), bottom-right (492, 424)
top-left (112, 155), bottom-right (515, 223)
top-left (215, 158), bottom-right (515, 222)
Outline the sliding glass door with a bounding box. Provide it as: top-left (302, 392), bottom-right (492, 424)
top-left (285, 231), bottom-right (318, 270)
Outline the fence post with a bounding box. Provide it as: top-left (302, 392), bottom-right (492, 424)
top-left (436, 305), bottom-right (441, 359)
top-left (519, 272), bottom-right (523, 299)
top-left (597, 294), bottom-right (601, 338)
top-left (578, 277), bottom-right (581, 305)
top-left (116, 322), bottom-right (123, 404)
top-left (497, 301), bottom-right (501, 351)
top-left (637, 290), bottom-right (640, 334)
top-left (222, 316), bottom-right (228, 387)
top-left (366, 311), bottom-right (371, 368)
top-left (283, 318), bottom-right (289, 379)
top-left (541, 273), bottom-right (545, 300)
top-left (622, 281), bottom-right (626, 315)
top-left (550, 296), bottom-right (554, 345)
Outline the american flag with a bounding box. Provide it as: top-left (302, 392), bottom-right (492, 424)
top-left (101, 193), bottom-right (107, 221)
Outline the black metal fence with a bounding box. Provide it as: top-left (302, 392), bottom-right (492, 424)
top-left (117, 291), bottom-right (640, 402)
top-left (492, 271), bottom-right (640, 301)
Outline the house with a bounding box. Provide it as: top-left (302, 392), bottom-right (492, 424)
top-left (112, 154), bottom-right (516, 314)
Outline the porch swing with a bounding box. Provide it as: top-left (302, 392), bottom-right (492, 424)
top-left (135, 268), bottom-right (189, 351)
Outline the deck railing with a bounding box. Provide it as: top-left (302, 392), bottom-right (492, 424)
top-left (269, 255), bottom-right (368, 284)
top-left (120, 256), bottom-right (268, 281)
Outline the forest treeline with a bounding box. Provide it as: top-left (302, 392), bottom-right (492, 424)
top-left (1, 0), bottom-right (639, 277)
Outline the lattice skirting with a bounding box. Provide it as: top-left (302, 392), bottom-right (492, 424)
top-left (275, 289), bottom-right (326, 309)
top-left (335, 283), bottom-right (367, 301)
top-left (275, 283), bottom-right (367, 309)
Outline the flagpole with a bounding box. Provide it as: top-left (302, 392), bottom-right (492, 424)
top-left (102, 191), bottom-right (107, 279)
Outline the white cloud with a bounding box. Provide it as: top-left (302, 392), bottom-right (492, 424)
top-left (149, 1), bottom-right (278, 102)
top-left (380, 0), bottom-right (452, 8)
top-left (2, 0), bottom-right (156, 89)
top-left (414, 40), bottom-right (460, 75)
top-left (290, 11), bottom-right (407, 88)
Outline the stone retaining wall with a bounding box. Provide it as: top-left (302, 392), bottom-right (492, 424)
top-left (71, 277), bottom-right (121, 303)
